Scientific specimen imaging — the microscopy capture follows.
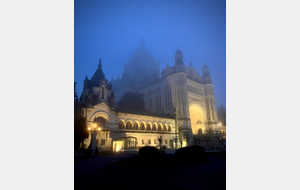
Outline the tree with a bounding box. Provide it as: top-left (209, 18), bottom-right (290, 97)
top-left (74, 82), bottom-right (89, 150)
top-left (172, 136), bottom-right (179, 150)
top-left (157, 136), bottom-right (163, 151)
top-left (117, 91), bottom-right (145, 111)
top-left (203, 133), bottom-right (212, 151)
top-left (74, 116), bottom-right (89, 150)
top-left (215, 133), bottom-right (224, 150)
top-left (74, 82), bottom-right (78, 101)
top-left (192, 135), bottom-right (203, 146)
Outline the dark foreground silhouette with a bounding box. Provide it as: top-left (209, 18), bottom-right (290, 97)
top-left (74, 149), bottom-right (226, 190)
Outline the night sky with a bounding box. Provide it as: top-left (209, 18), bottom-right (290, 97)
top-left (74, 0), bottom-right (226, 108)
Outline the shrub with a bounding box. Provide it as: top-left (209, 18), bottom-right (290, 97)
top-left (138, 146), bottom-right (161, 162)
top-left (175, 145), bottom-right (207, 164)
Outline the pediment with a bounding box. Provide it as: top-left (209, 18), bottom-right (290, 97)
top-left (91, 101), bottom-right (110, 110)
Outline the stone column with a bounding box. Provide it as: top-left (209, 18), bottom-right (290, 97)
top-left (104, 88), bottom-right (107, 100)
top-left (99, 87), bottom-right (103, 99)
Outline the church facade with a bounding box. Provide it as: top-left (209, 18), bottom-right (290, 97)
top-left (80, 41), bottom-right (220, 152)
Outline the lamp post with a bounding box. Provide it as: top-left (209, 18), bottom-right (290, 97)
top-left (88, 124), bottom-right (101, 157)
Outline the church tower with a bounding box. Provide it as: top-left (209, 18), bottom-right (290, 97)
top-left (80, 59), bottom-right (115, 109)
top-left (171, 47), bottom-right (191, 144)
top-left (201, 63), bottom-right (218, 134)
top-left (202, 63), bottom-right (212, 84)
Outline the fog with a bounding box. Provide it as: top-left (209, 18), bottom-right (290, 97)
top-left (74, 0), bottom-right (226, 108)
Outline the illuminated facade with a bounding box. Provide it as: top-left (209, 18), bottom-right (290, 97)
top-left (80, 42), bottom-right (220, 152)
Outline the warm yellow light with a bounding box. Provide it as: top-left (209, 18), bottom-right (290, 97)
top-left (94, 124), bottom-right (97, 127)
top-left (88, 128), bottom-right (91, 131)
top-left (182, 140), bottom-right (187, 147)
top-left (98, 128), bottom-right (101, 131)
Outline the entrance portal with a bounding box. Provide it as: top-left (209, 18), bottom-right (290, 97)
top-left (189, 104), bottom-right (205, 135)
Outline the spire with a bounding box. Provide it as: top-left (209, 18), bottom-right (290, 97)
top-left (202, 62), bottom-right (211, 78)
top-left (174, 47), bottom-right (184, 66)
top-left (175, 46), bottom-right (182, 55)
top-left (90, 58), bottom-right (106, 87)
top-left (98, 58), bottom-right (102, 69)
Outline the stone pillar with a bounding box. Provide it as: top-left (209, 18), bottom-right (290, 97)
top-left (99, 87), bottom-right (103, 99)
top-left (104, 88), bottom-right (107, 100)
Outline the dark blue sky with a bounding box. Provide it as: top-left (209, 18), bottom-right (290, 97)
top-left (75, 0), bottom-right (226, 108)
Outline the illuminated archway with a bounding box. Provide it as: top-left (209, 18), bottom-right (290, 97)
top-left (158, 124), bottom-right (162, 131)
top-left (118, 120), bottom-right (125, 129)
top-left (152, 123), bottom-right (157, 131)
top-left (140, 122), bottom-right (145, 130)
top-left (133, 121), bottom-right (139, 130)
top-left (168, 125), bottom-right (172, 132)
top-left (93, 116), bottom-right (107, 128)
top-left (189, 103), bottom-right (206, 135)
top-left (146, 122), bottom-right (151, 130)
top-left (163, 124), bottom-right (167, 132)
top-left (125, 121), bottom-right (132, 129)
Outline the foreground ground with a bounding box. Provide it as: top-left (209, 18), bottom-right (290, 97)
top-left (74, 151), bottom-right (226, 190)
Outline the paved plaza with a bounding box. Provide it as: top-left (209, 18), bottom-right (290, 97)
top-left (74, 151), bottom-right (226, 190)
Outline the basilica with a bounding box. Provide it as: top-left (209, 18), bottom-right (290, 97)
top-left (79, 40), bottom-right (220, 152)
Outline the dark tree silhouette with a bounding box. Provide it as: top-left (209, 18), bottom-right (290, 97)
top-left (172, 136), bottom-right (179, 150)
top-left (74, 116), bottom-right (89, 150)
top-left (215, 134), bottom-right (224, 150)
top-left (74, 82), bottom-right (89, 150)
top-left (203, 133), bottom-right (212, 151)
top-left (192, 135), bottom-right (203, 146)
top-left (117, 91), bottom-right (145, 111)
top-left (157, 136), bottom-right (163, 151)
top-left (74, 82), bottom-right (78, 101)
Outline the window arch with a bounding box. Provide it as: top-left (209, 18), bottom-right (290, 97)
top-left (133, 122), bottom-right (139, 130)
top-left (163, 124), bottom-right (167, 132)
top-left (152, 124), bottom-right (157, 131)
top-left (146, 123), bottom-right (151, 130)
top-left (118, 120), bottom-right (125, 129)
top-left (168, 125), bottom-right (172, 132)
top-left (94, 117), bottom-right (107, 128)
top-left (158, 124), bottom-right (162, 131)
top-left (140, 122), bottom-right (145, 130)
top-left (125, 121), bottom-right (132, 129)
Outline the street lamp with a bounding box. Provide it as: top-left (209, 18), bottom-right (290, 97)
top-left (88, 124), bottom-right (101, 156)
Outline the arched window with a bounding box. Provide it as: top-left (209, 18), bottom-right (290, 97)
top-left (140, 123), bottom-right (145, 130)
top-left (126, 121), bottom-right (132, 129)
top-left (133, 122), bottom-right (138, 130)
top-left (158, 124), bottom-right (162, 131)
top-left (152, 124), bottom-right (157, 131)
top-left (198, 128), bottom-right (203, 136)
top-left (163, 125), bottom-right (167, 132)
top-left (94, 117), bottom-right (106, 128)
top-left (146, 123), bottom-right (151, 130)
top-left (118, 120), bottom-right (125, 129)
top-left (168, 125), bottom-right (172, 132)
